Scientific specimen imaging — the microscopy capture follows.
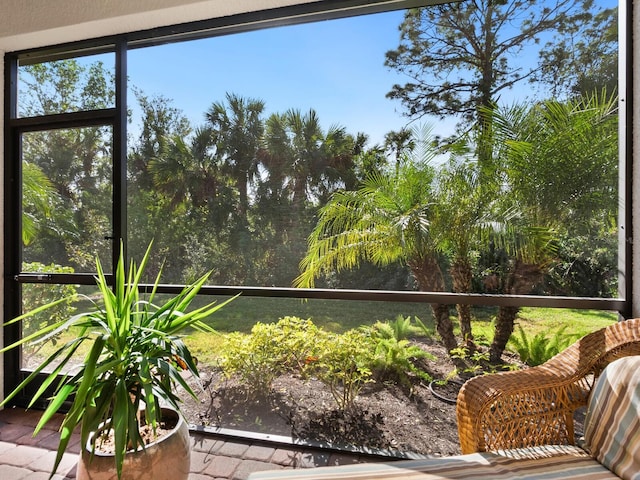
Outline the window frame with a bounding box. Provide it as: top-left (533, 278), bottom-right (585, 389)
top-left (3, 0), bottom-right (632, 407)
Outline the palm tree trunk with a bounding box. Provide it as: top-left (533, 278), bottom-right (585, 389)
top-left (432, 303), bottom-right (457, 353)
top-left (451, 258), bottom-right (474, 347)
top-left (456, 304), bottom-right (473, 346)
top-left (409, 256), bottom-right (457, 354)
top-left (490, 260), bottom-right (542, 363)
top-left (490, 305), bottom-right (519, 363)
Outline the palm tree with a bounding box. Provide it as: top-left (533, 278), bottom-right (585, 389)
top-left (205, 93), bottom-right (265, 217)
top-left (384, 128), bottom-right (416, 175)
top-left (432, 158), bottom-right (497, 348)
top-left (484, 90), bottom-right (617, 362)
top-left (260, 109), bottom-right (357, 247)
top-left (129, 91), bottom-right (191, 191)
top-left (22, 162), bottom-right (59, 245)
top-left (493, 90), bottom-right (618, 229)
top-left (148, 127), bottom-right (222, 210)
top-left (294, 159), bottom-right (458, 353)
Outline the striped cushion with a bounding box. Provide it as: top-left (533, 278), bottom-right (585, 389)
top-left (249, 445), bottom-right (618, 479)
top-left (583, 355), bottom-right (640, 480)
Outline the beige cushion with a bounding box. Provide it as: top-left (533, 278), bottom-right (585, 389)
top-left (583, 355), bottom-right (640, 480)
top-left (249, 445), bottom-right (617, 479)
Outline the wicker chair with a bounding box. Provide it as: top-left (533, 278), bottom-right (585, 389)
top-left (456, 318), bottom-right (640, 455)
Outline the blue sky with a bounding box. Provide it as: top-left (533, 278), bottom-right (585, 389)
top-left (125, 0), bottom-right (616, 148)
top-left (127, 9), bottom-right (444, 147)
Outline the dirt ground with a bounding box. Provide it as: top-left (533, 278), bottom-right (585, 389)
top-left (180, 338), bottom-right (489, 458)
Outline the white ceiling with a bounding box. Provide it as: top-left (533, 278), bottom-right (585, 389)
top-left (0, 0), bottom-right (320, 51)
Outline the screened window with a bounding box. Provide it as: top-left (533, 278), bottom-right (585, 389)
top-left (4, 0), bottom-right (628, 453)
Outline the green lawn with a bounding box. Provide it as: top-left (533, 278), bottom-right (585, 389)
top-left (467, 307), bottom-right (617, 347)
top-left (184, 299), bottom-right (618, 364)
top-left (196, 295), bottom-right (435, 333)
top-left (23, 292), bottom-right (618, 368)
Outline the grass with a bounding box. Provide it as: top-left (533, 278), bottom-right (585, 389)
top-left (464, 307), bottom-right (617, 348)
top-left (23, 292), bottom-right (619, 368)
top-left (192, 295), bottom-right (435, 333)
top-left (514, 307), bottom-right (617, 336)
top-left (184, 301), bottom-right (618, 365)
top-left (185, 296), bottom-right (436, 364)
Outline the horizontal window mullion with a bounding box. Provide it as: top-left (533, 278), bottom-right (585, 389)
top-left (10, 108), bottom-right (116, 132)
top-left (17, 42), bottom-right (117, 67)
top-left (15, 273), bottom-right (625, 311)
top-left (15, 273), bottom-right (106, 285)
top-left (141, 284), bottom-right (626, 312)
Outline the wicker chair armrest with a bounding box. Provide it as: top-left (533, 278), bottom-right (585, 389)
top-left (456, 318), bottom-right (640, 455)
top-left (456, 365), bottom-right (590, 454)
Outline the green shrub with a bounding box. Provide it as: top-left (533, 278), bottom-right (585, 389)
top-left (374, 315), bottom-right (414, 341)
top-left (508, 325), bottom-right (578, 366)
top-left (312, 329), bottom-right (376, 411)
top-left (217, 316), bottom-right (325, 394)
top-left (218, 315), bottom-right (436, 410)
top-left (21, 263), bottom-right (77, 359)
top-left (449, 346), bottom-right (493, 377)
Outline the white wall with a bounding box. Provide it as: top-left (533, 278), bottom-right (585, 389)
top-left (632, 0), bottom-right (640, 317)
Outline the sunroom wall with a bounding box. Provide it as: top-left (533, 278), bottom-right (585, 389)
top-left (632, 0), bottom-right (640, 318)
top-left (0, 0), bottom-right (638, 400)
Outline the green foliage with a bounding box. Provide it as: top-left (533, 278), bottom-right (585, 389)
top-left (21, 163), bottom-right (60, 246)
top-left (1, 243), bottom-right (235, 479)
top-left (217, 330), bottom-right (279, 395)
top-left (17, 39), bottom-right (621, 398)
top-left (375, 314), bottom-right (413, 340)
top-left (294, 157), bottom-right (439, 289)
top-left (535, 7), bottom-right (618, 98)
top-left (217, 317), bottom-right (326, 394)
top-left (508, 325), bottom-right (578, 366)
top-left (21, 56), bottom-right (619, 304)
top-left (367, 316), bottom-right (435, 387)
top-left (21, 263), bottom-right (77, 359)
top-left (449, 346), bottom-right (492, 377)
top-left (491, 92), bottom-right (618, 231)
top-left (546, 228), bottom-right (618, 298)
top-left (312, 329), bottom-right (376, 411)
top-left (414, 315), bottom-right (435, 337)
top-left (20, 60), bottom-right (115, 271)
top-left (385, 0), bottom-right (595, 126)
top-left (217, 315), bottom-right (437, 410)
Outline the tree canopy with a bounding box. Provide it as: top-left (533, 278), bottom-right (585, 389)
top-left (385, 0), bottom-right (602, 125)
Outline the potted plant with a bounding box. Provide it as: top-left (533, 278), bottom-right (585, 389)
top-left (0, 242), bottom-right (236, 479)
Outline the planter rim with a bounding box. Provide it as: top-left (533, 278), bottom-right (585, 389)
top-left (85, 407), bottom-right (184, 457)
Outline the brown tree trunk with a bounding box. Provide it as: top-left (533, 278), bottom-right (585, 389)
top-left (432, 302), bottom-right (457, 353)
top-left (456, 304), bottom-right (473, 346)
top-left (409, 255), bottom-right (457, 354)
top-left (489, 305), bottom-right (519, 363)
top-left (489, 260), bottom-right (543, 364)
top-left (451, 259), bottom-right (474, 348)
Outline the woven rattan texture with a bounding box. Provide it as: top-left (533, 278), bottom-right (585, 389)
top-left (456, 318), bottom-right (640, 454)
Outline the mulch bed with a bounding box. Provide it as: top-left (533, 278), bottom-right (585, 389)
top-left (180, 338), bottom-right (470, 457)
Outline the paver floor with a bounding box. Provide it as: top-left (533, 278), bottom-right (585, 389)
top-left (0, 408), bottom-right (378, 480)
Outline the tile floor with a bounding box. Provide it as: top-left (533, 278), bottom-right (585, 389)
top-left (0, 408), bottom-right (384, 480)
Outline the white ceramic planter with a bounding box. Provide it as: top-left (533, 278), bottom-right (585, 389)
top-left (76, 408), bottom-right (191, 480)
